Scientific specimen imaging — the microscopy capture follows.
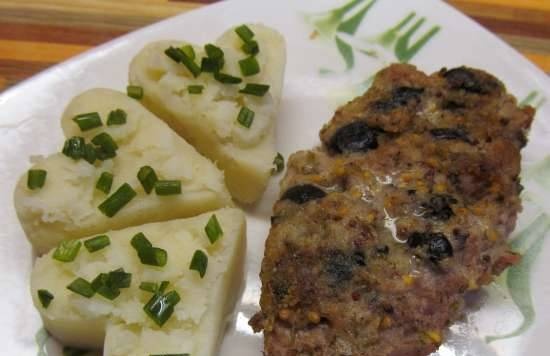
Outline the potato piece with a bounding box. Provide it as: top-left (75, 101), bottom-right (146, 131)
top-left (129, 24), bottom-right (286, 203)
top-left (14, 89), bottom-right (232, 254)
top-left (31, 208), bottom-right (246, 356)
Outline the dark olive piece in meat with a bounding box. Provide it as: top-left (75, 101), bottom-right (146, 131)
top-left (442, 100), bottom-right (466, 110)
top-left (328, 122), bottom-right (379, 153)
top-left (421, 194), bottom-right (457, 221)
top-left (429, 128), bottom-right (470, 143)
top-left (353, 251), bottom-right (367, 266)
top-left (407, 232), bottom-right (425, 248)
top-left (372, 86), bottom-right (424, 111)
top-left (281, 184), bottom-right (326, 204)
top-left (375, 245), bottom-right (390, 256)
top-left (442, 67), bottom-right (496, 94)
top-left (427, 233), bottom-right (454, 261)
top-left (324, 250), bottom-right (357, 283)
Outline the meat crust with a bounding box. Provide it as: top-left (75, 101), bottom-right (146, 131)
top-left (251, 64), bottom-right (534, 356)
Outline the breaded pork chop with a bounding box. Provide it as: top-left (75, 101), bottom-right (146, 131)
top-left (250, 64), bottom-right (534, 356)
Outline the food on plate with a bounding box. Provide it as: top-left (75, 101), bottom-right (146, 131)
top-left (14, 88), bottom-right (231, 254)
top-left (31, 208), bottom-right (246, 356)
top-left (129, 24), bottom-right (286, 203)
top-left (250, 64), bottom-right (534, 355)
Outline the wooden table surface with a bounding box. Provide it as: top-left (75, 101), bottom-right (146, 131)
top-left (0, 0), bottom-right (549, 92)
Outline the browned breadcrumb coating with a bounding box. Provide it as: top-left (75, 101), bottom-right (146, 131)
top-left (250, 64), bottom-right (534, 356)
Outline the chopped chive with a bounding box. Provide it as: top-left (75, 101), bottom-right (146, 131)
top-left (63, 346), bottom-right (90, 356)
top-left (53, 240), bottom-right (82, 262)
top-left (91, 132), bottom-right (118, 159)
top-left (239, 56), bottom-right (260, 76)
top-left (37, 289), bottom-right (54, 308)
top-left (235, 25), bottom-right (255, 42)
top-left (189, 250), bottom-right (208, 278)
top-left (91, 273), bottom-right (120, 300)
top-left (62, 136), bottom-right (86, 160)
top-left (109, 268), bottom-right (132, 288)
top-left (67, 277), bottom-right (95, 298)
top-left (158, 280), bottom-right (170, 294)
top-left (181, 44), bottom-right (196, 60)
top-left (204, 214), bottom-right (223, 244)
top-left (155, 180), bottom-right (182, 195)
top-left (83, 143), bottom-right (97, 164)
top-left (214, 72), bottom-right (242, 84)
top-left (237, 106), bottom-right (255, 128)
top-left (84, 235), bottom-right (110, 253)
top-left (205, 44), bottom-right (224, 60)
top-left (137, 166), bottom-right (158, 194)
top-left (187, 85), bottom-right (204, 94)
top-left (98, 183), bottom-right (137, 217)
top-left (143, 289), bottom-right (181, 327)
top-left (139, 281), bottom-right (158, 293)
top-left (272, 152), bottom-right (285, 174)
top-left (96, 172), bottom-right (114, 194)
top-left (239, 83), bottom-right (270, 97)
top-left (201, 57), bottom-right (222, 73)
top-left (107, 109), bottom-right (127, 126)
top-left (127, 85), bottom-right (144, 99)
top-left (131, 233), bottom-right (168, 267)
top-left (164, 46), bottom-right (201, 78)
top-left (72, 112), bottom-right (102, 131)
top-left (242, 40), bottom-right (259, 56)
top-left (27, 169), bottom-right (47, 190)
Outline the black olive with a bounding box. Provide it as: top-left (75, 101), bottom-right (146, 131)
top-left (429, 128), bottom-right (470, 143)
top-left (372, 86), bottom-right (425, 111)
top-left (328, 121), bottom-right (379, 153)
top-left (420, 194), bottom-right (457, 221)
top-left (426, 233), bottom-right (454, 261)
top-left (325, 250), bottom-right (355, 283)
top-left (353, 251), bottom-right (367, 266)
top-left (442, 67), bottom-right (494, 94)
top-left (281, 184), bottom-right (326, 204)
top-left (407, 232), bottom-right (426, 248)
top-left (442, 100), bottom-right (466, 110)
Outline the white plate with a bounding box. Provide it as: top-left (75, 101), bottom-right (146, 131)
top-left (1, 0), bottom-right (550, 355)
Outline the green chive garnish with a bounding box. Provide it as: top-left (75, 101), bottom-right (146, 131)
top-left (27, 169), bottom-right (47, 190)
top-left (53, 240), bottom-right (82, 262)
top-left (272, 152), bottom-right (285, 174)
top-left (237, 106), bottom-right (255, 128)
top-left (62, 136), bottom-right (86, 160)
top-left (83, 143), bottom-right (97, 164)
top-left (91, 273), bottom-right (120, 300)
top-left (38, 289), bottom-right (54, 308)
top-left (155, 180), bottom-right (182, 196)
top-left (205, 44), bottom-right (224, 60)
top-left (242, 40), bottom-right (259, 56)
top-left (84, 235), bottom-right (110, 253)
top-left (205, 214), bottom-right (223, 244)
top-left (181, 44), bottom-right (196, 60)
top-left (91, 132), bottom-right (118, 159)
top-left (239, 83), bottom-right (270, 97)
top-left (131, 232), bottom-right (168, 267)
top-left (201, 57), bottom-right (221, 73)
top-left (127, 85), bottom-right (144, 99)
top-left (137, 166), bottom-right (158, 194)
top-left (107, 109), bottom-right (127, 126)
top-left (189, 250), bottom-right (208, 278)
top-left (201, 44), bottom-right (225, 73)
top-left (72, 112), bottom-right (102, 131)
top-left (239, 56), bottom-right (260, 76)
top-left (164, 46), bottom-right (201, 78)
top-left (143, 289), bottom-right (181, 327)
top-left (139, 281), bottom-right (158, 293)
top-left (109, 268), bottom-right (132, 288)
top-left (187, 85), bottom-right (204, 94)
top-left (67, 277), bottom-right (95, 298)
top-left (158, 281), bottom-right (170, 293)
top-left (214, 72), bottom-right (242, 84)
top-left (96, 172), bottom-right (114, 194)
top-left (235, 25), bottom-right (255, 42)
top-left (98, 183), bottom-right (137, 217)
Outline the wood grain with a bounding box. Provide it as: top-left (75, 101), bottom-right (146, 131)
top-left (0, 0), bottom-right (548, 92)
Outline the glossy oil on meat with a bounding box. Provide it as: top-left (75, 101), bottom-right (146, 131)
top-left (250, 64), bottom-right (534, 356)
